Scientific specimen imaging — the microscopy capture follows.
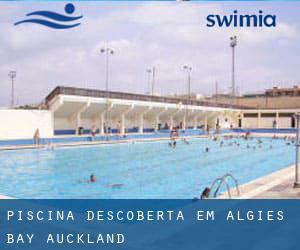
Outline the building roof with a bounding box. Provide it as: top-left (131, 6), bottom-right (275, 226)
top-left (45, 86), bottom-right (251, 110)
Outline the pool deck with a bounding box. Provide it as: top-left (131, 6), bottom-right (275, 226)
top-left (0, 134), bottom-right (211, 151)
top-left (0, 131), bottom-right (296, 151)
top-left (219, 165), bottom-right (300, 199)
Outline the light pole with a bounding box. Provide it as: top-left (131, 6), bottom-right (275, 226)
top-left (146, 66), bottom-right (156, 95)
top-left (146, 68), bottom-right (152, 95)
top-left (151, 66), bottom-right (156, 96)
top-left (183, 65), bottom-right (192, 130)
top-left (294, 113), bottom-right (300, 188)
top-left (8, 71), bottom-right (16, 108)
top-left (215, 80), bottom-right (219, 103)
top-left (183, 65), bottom-right (192, 102)
top-left (100, 47), bottom-right (114, 136)
top-left (230, 36), bottom-right (237, 98)
top-left (100, 47), bottom-right (114, 93)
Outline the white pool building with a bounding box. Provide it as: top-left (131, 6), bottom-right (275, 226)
top-left (0, 86), bottom-right (299, 141)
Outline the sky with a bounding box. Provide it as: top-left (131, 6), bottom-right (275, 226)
top-left (1, 1), bottom-right (300, 107)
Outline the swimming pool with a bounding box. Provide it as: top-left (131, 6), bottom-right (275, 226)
top-left (0, 136), bottom-right (295, 199)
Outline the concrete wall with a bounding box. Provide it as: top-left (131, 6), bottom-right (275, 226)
top-left (205, 96), bottom-right (300, 109)
top-left (278, 117), bottom-right (291, 128)
top-left (242, 117), bottom-right (293, 128)
top-left (259, 117), bottom-right (275, 128)
top-left (242, 118), bottom-right (259, 128)
top-left (0, 109), bottom-right (53, 140)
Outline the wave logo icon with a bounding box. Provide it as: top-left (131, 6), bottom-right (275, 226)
top-left (14, 3), bottom-right (82, 29)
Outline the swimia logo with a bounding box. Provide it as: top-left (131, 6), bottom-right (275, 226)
top-left (206, 10), bottom-right (276, 28)
top-left (14, 3), bottom-right (83, 29)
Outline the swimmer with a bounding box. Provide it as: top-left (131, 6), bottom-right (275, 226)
top-left (90, 174), bottom-right (96, 183)
top-left (182, 138), bottom-right (190, 145)
top-left (246, 144), bottom-right (250, 149)
top-left (106, 184), bottom-right (124, 189)
top-left (269, 145), bottom-right (273, 149)
top-left (173, 141), bottom-right (177, 149)
top-left (205, 147), bottom-right (209, 153)
top-left (200, 187), bottom-right (211, 199)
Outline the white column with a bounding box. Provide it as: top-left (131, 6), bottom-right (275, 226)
top-left (99, 112), bottom-right (105, 135)
top-left (71, 102), bottom-right (90, 135)
top-left (182, 115), bottom-right (186, 130)
top-left (76, 113), bottom-right (81, 135)
top-left (155, 115), bottom-right (160, 132)
top-left (258, 112), bottom-right (261, 128)
top-left (204, 116), bottom-right (208, 131)
top-left (276, 112), bottom-right (279, 129)
top-left (169, 116), bottom-right (174, 130)
top-left (193, 116), bottom-right (198, 130)
top-left (139, 114), bottom-right (144, 134)
top-left (121, 113), bottom-right (125, 135)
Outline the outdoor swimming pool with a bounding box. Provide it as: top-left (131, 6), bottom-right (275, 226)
top-left (0, 136), bottom-right (295, 198)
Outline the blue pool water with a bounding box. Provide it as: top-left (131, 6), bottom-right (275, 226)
top-left (0, 137), bottom-right (295, 199)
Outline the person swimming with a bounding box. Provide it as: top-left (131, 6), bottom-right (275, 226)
top-left (105, 184), bottom-right (124, 189)
top-left (182, 138), bottom-right (190, 145)
top-left (200, 187), bottom-right (211, 199)
top-left (205, 147), bottom-right (209, 153)
top-left (90, 174), bottom-right (96, 183)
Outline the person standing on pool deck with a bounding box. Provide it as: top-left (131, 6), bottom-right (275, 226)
top-left (116, 121), bottom-right (121, 135)
top-left (90, 125), bottom-right (97, 140)
top-left (33, 128), bottom-right (41, 145)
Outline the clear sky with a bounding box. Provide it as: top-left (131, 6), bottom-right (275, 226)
top-left (0, 1), bottom-right (300, 106)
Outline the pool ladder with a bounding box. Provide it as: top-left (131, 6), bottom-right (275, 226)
top-left (209, 173), bottom-right (240, 198)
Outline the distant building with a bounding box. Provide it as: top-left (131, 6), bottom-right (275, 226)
top-left (265, 86), bottom-right (300, 97)
top-left (167, 93), bottom-right (204, 100)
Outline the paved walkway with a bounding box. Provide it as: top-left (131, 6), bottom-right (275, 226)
top-left (220, 166), bottom-right (300, 199)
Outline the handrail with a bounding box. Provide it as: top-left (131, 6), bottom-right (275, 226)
top-left (209, 173), bottom-right (240, 198)
top-left (210, 177), bottom-right (232, 198)
top-left (222, 173), bottom-right (240, 197)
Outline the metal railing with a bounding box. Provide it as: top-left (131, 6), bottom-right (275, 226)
top-left (209, 173), bottom-right (240, 198)
top-left (45, 86), bottom-right (251, 109)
